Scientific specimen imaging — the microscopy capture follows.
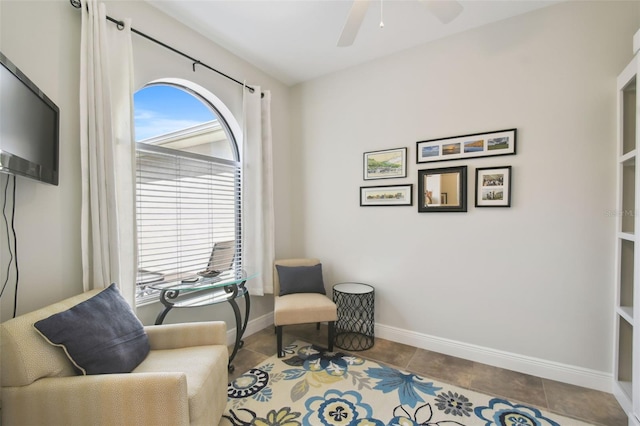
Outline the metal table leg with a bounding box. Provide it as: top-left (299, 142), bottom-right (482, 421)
top-left (155, 289), bottom-right (180, 325)
top-left (226, 282), bottom-right (250, 371)
top-left (152, 281), bottom-right (251, 372)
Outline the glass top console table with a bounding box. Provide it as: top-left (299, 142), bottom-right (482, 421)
top-left (148, 270), bottom-right (258, 371)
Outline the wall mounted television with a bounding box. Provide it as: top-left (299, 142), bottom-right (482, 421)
top-left (0, 51), bottom-right (59, 186)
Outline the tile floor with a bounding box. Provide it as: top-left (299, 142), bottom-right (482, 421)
top-left (227, 324), bottom-right (627, 426)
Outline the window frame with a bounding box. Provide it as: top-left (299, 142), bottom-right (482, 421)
top-left (133, 80), bottom-right (242, 306)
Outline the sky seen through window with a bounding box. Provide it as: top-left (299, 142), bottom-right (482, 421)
top-left (134, 84), bottom-right (216, 142)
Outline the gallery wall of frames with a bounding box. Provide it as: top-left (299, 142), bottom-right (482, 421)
top-left (359, 128), bottom-right (516, 212)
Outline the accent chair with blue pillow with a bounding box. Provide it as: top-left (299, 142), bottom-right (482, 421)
top-left (1, 284), bottom-right (229, 426)
top-left (273, 258), bottom-right (338, 357)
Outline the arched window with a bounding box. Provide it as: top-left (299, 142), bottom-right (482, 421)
top-left (133, 81), bottom-right (241, 304)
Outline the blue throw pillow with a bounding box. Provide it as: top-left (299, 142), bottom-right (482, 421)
top-left (276, 263), bottom-right (326, 296)
top-left (34, 283), bottom-right (150, 375)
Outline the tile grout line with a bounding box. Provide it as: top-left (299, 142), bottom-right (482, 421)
top-left (403, 346), bottom-right (419, 371)
top-left (541, 379), bottom-right (551, 412)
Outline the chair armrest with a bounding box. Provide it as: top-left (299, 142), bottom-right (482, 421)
top-left (144, 321), bottom-right (227, 350)
top-left (2, 373), bottom-right (189, 426)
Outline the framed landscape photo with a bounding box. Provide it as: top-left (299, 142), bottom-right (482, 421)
top-left (360, 184), bottom-right (413, 206)
top-left (416, 128), bottom-right (516, 164)
top-left (475, 166), bottom-right (512, 207)
top-left (364, 147), bottom-right (407, 180)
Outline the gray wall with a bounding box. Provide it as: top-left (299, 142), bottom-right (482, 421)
top-left (0, 0), bottom-right (84, 318)
top-left (0, 0), bottom-right (294, 328)
top-left (290, 1), bottom-right (639, 391)
top-left (1, 0), bottom-right (639, 393)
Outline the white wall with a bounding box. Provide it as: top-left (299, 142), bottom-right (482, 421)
top-left (2, 0), bottom-right (639, 393)
top-left (0, 0), bottom-right (294, 329)
top-left (290, 1), bottom-right (640, 390)
top-left (0, 0), bottom-right (84, 320)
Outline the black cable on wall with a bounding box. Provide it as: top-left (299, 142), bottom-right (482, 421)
top-left (0, 175), bottom-right (19, 318)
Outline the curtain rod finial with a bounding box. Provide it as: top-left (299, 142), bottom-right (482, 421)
top-left (70, 0), bottom-right (82, 9)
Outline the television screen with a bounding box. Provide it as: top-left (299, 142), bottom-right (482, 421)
top-left (0, 51), bottom-right (59, 186)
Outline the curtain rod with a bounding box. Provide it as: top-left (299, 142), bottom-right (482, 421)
top-left (70, 0), bottom-right (261, 97)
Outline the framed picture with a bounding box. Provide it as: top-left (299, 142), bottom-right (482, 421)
top-left (417, 166), bottom-right (467, 213)
top-left (416, 128), bottom-right (516, 164)
top-left (364, 147), bottom-right (407, 180)
top-left (475, 166), bottom-right (512, 207)
top-left (360, 184), bottom-right (413, 206)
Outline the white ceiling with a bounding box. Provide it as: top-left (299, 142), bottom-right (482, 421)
top-left (145, 0), bottom-right (561, 86)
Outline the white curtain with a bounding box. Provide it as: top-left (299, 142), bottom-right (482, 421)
top-left (242, 87), bottom-right (275, 295)
top-left (80, 0), bottom-right (137, 306)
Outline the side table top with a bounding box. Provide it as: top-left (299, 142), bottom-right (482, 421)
top-left (148, 269), bottom-right (258, 293)
top-left (333, 282), bottom-right (374, 294)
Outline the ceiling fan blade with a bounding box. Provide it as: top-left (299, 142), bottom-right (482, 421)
top-left (423, 0), bottom-right (463, 24)
top-left (337, 0), bottom-right (372, 47)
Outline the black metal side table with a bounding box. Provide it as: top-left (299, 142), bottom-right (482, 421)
top-left (333, 282), bottom-right (374, 351)
top-left (149, 270), bottom-right (258, 372)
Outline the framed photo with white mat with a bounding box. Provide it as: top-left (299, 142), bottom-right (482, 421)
top-left (475, 166), bottom-right (512, 207)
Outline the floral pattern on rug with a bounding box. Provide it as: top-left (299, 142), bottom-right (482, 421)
top-left (223, 342), bottom-right (589, 426)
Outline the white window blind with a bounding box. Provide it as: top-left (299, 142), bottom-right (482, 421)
top-left (135, 143), bottom-right (242, 302)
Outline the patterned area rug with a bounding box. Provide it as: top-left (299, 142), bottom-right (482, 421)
top-left (222, 341), bottom-right (591, 426)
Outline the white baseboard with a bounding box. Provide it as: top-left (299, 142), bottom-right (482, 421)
top-left (375, 323), bottom-right (613, 393)
top-left (226, 312), bottom-right (274, 346)
top-left (227, 317), bottom-right (612, 393)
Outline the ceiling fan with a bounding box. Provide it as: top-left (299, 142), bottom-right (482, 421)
top-left (337, 0), bottom-right (464, 47)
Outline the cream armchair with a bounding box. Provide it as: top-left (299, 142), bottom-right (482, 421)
top-left (1, 288), bottom-right (229, 426)
top-left (273, 258), bottom-right (338, 357)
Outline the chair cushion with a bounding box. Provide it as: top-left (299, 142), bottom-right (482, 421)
top-left (133, 345), bottom-right (229, 424)
top-left (274, 293), bottom-right (338, 325)
top-left (34, 283), bottom-right (150, 375)
top-left (276, 263), bottom-right (326, 296)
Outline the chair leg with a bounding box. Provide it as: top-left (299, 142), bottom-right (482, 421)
top-left (328, 321), bottom-right (334, 352)
top-left (276, 325), bottom-right (283, 358)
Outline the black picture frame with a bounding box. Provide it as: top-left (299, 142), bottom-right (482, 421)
top-left (416, 128), bottom-right (516, 164)
top-left (475, 166), bottom-right (512, 207)
top-left (364, 147), bottom-right (408, 180)
top-left (360, 184), bottom-right (413, 206)
top-left (418, 166), bottom-right (467, 213)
